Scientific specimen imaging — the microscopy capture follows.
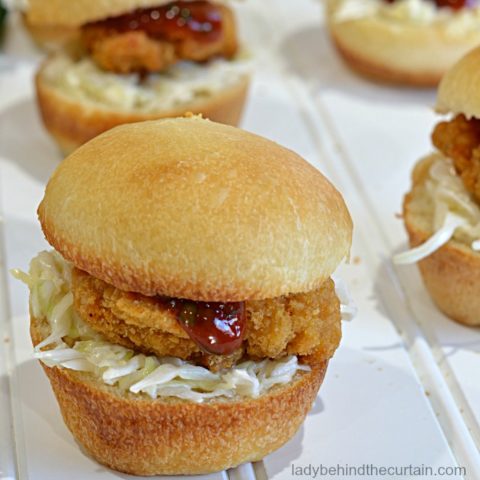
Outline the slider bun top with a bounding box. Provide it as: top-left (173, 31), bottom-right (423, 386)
top-left (436, 46), bottom-right (480, 120)
top-left (38, 117), bottom-right (352, 301)
top-left (25, 0), bottom-right (230, 28)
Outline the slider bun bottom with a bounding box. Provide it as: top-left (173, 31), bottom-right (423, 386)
top-left (31, 314), bottom-right (326, 475)
top-left (403, 157), bottom-right (480, 326)
top-left (35, 67), bottom-right (250, 156)
top-left (328, 19), bottom-right (480, 87)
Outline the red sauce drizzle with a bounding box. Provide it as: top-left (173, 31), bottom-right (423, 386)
top-left (160, 297), bottom-right (246, 355)
top-left (87, 1), bottom-right (223, 43)
top-left (383, 0), bottom-right (476, 9)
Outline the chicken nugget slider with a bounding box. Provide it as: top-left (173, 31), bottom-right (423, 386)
top-left (14, 116), bottom-right (353, 475)
top-left (31, 0), bottom-right (249, 154)
top-left (394, 47), bottom-right (480, 325)
top-left (326, 0), bottom-right (480, 87)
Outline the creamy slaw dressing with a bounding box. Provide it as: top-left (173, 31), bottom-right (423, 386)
top-left (331, 0), bottom-right (480, 33)
top-left (43, 52), bottom-right (251, 113)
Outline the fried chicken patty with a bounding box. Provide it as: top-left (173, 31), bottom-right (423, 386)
top-left (81, 4), bottom-right (238, 74)
top-left (432, 114), bottom-right (480, 203)
top-left (71, 268), bottom-right (341, 371)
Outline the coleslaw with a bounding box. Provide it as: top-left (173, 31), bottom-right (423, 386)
top-left (394, 154), bottom-right (480, 265)
top-left (12, 251), bottom-right (311, 402)
top-left (42, 52), bottom-right (251, 113)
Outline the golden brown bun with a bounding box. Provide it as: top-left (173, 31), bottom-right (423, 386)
top-left (326, 6), bottom-right (480, 87)
top-left (38, 117), bottom-right (352, 301)
top-left (403, 155), bottom-right (480, 326)
top-left (30, 313), bottom-right (326, 475)
top-left (25, 0), bottom-right (231, 28)
top-left (436, 46), bottom-right (480, 119)
top-left (21, 14), bottom-right (79, 51)
top-left (35, 57), bottom-right (250, 155)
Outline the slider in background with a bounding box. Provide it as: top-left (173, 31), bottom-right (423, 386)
top-left (14, 116), bottom-right (353, 475)
top-left (325, 0), bottom-right (480, 87)
top-left (394, 46), bottom-right (480, 326)
top-left (28, 0), bottom-right (251, 154)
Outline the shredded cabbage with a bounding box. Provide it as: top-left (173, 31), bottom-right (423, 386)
top-left (394, 155), bottom-right (480, 265)
top-left (333, 276), bottom-right (357, 321)
top-left (13, 251), bottom-right (309, 403)
top-left (43, 53), bottom-right (251, 113)
top-left (394, 212), bottom-right (467, 264)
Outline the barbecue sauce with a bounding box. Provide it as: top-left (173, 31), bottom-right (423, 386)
top-left (86, 1), bottom-right (223, 43)
top-left (160, 296), bottom-right (246, 355)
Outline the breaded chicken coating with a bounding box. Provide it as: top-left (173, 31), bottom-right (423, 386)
top-left (432, 114), bottom-right (480, 202)
top-left (82, 31), bottom-right (177, 74)
top-left (72, 268), bottom-right (341, 371)
top-left (81, 5), bottom-right (238, 74)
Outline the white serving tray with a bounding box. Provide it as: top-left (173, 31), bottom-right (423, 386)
top-left (1, 1), bottom-right (479, 479)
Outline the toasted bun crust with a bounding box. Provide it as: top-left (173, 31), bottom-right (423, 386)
top-left (21, 14), bottom-right (79, 51)
top-left (38, 117), bottom-right (352, 301)
top-left (327, 13), bottom-right (480, 87)
top-left (403, 155), bottom-right (480, 326)
top-left (436, 46), bottom-right (480, 119)
top-left (25, 0), bottom-right (230, 28)
top-left (35, 58), bottom-right (250, 155)
top-left (30, 313), bottom-right (326, 475)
